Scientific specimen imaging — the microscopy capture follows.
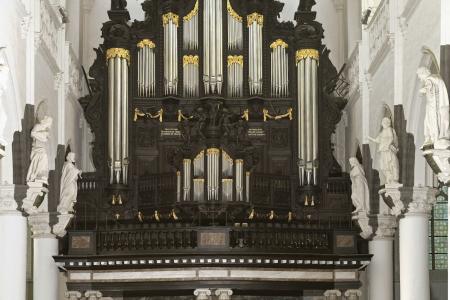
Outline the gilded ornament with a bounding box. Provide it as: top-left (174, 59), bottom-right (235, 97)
top-left (263, 107), bottom-right (293, 122)
top-left (270, 39), bottom-right (288, 49)
top-left (247, 12), bottom-right (263, 27)
top-left (241, 109), bottom-right (249, 121)
top-left (106, 48), bottom-right (130, 62)
top-left (183, 0), bottom-right (199, 22)
top-left (207, 148), bottom-right (220, 154)
top-left (183, 55), bottom-right (199, 66)
top-left (162, 12), bottom-right (179, 27)
top-left (296, 49), bottom-right (319, 63)
top-left (134, 108), bottom-right (164, 122)
top-left (137, 39), bottom-right (155, 49)
top-left (227, 55), bottom-right (243, 66)
top-left (227, 0), bottom-right (242, 22)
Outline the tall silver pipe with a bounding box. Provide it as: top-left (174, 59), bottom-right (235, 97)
top-left (183, 159), bottom-right (191, 201)
top-left (114, 56), bottom-right (122, 184)
top-left (305, 57), bottom-right (312, 167)
top-left (121, 58), bottom-right (128, 184)
top-left (177, 171), bottom-right (181, 202)
top-left (108, 58), bottom-right (115, 184)
top-left (236, 159), bottom-right (243, 202)
top-left (312, 58), bottom-right (318, 185)
top-left (298, 59), bottom-right (305, 185)
top-left (203, 0), bottom-right (210, 94)
top-left (217, 0), bottom-right (223, 94)
top-left (245, 172), bottom-right (250, 202)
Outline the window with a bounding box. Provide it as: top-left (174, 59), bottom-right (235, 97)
top-left (429, 185), bottom-right (448, 270)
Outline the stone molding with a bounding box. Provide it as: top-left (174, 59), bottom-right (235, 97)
top-left (345, 289), bottom-right (362, 300)
top-left (84, 290), bottom-right (102, 300)
top-left (379, 183), bottom-right (407, 217)
top-left (422, 147), bottom-right (450, 184)
top-left (373, 214), bottom-right (397, 240)
top-left (65, 291), bottom-right (82, 300)
top-left (22, 181), bottom-right (49, 215)
top-left (405, 186), bottom-right (437, 216)
top-left (28, 212), bottom-right (53, 238)
top-left (0, 184), bottom-right (19, 213)
top-left (215, 288), bottom-right (233, 300)
top-left (324, 289), bottom-right (342, 300)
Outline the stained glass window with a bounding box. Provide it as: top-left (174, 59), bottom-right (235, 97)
top-left (429, 185), bottom-right (448, 270)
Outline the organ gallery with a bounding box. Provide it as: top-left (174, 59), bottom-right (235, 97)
top-left (59, 0), bottom-right (370, 297)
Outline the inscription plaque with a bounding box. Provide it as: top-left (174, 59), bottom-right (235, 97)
top-left (248, 128), bottom-right (266, 137)
top-left (197, 229), bottom-right (229, 249)
top-left (161, 128), bottom-right (181, 137)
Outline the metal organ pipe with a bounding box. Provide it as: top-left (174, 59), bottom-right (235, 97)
top-left (203, 0), bottom-right (223, 95)
top-left (163, 13), bottom-right (179, 95)
top-left (227, 55), bottom-right (243, 97)
top-left (227, 0), bottom-right (243, 50)
top-left (137, 39), bottom-right (156, 98)
top-left (183, 159), bottom-right (191, 201)
top-left (270, 39), bottom-right (289, 97)
top-left (207, 148), bottom-right (219, 201)
top-left (106, 48), bottom-right (130, 185)
top-left (235, 159), bottom-right (243, 202)
top-left (183, 0), bottom-right (198, 50)
top-left (296, 49), bottom-right (319, 186)
top-left (247, 13), bottom-right (263, 95)
top-left (183, 55), bottom-right (199, 97)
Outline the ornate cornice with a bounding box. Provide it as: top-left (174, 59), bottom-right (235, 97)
top-left (162, 12), bottom-right (179, 27)
top-left (270, 39), bottom-right (288, 49)
top-left (106, 48), bottom-right (130, 62)
top-left (247, 12), bottom-right (264, 27)
top-left (137, 39), bottom-right (155, 49)
top-left (296, 49), bottom-right (319, 64)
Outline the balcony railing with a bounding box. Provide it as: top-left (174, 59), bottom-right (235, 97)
top-left (367, 0), bottom-right (390, 64)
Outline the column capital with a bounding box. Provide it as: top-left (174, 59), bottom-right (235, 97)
top-left (345, 289), bottom-right (362, 299)
top-left (405, 186), bottom-right (437, 216)
top-left (65, 291), bottom-right (82, 300)
top-left (194, 288), bottom-right (212, 300)
top-left (324, 289), bottom-right (342, 299)
top-left (373, 214), bottom-right (397, 240)
top-left (215, 288), bottom-right (233, 300)
top-left (28, 212), bottom-right (53, 238)
top-left (0, 184), bottom-right (20, 214)
top-left (84, 290), bottom-right (103, 300)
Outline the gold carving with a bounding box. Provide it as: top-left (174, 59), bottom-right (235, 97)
top-left (227, 55), bottom-right (243, 66)
top-left (263, 107), bottom-right (293, 122)
top-left (241, 109), bottom-right (249, 121)
top-left (163, 12), bottom-right (179, 27)
top-left (270, 39), bottom-right (288, 49)
top-left (296, 49), bottom-right (319, 63)
top-left (183, 55), bottom-right (199, 66)
top-left (207, 148), bottom-right (220, 154)
top-left (183, 0), bottom-right (199, 21)
top-left (178, 109), bottom-right (193, 122)
top-left (227, 0), bottom-right (242, 22)
top-left (106, 48), bottom-right (130, 62)
top-left (134, 108), bottom-right (164, 122)
top-left (137, 39), bottom-right (156, 49)
top-left (247, 12), bottom-right (263, 27)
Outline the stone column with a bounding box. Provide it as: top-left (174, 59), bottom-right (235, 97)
top-left (441, 0), bottom-right (450, 89)
top-left (215, 289), bottom-right (233, 300)
top-left (344, 289), bottom-right (362, 300)
top-left (323, 289), bottom-right (341, 300)
top-left (28, 210), bottom-right (59, 300)
top-left (194, 289), bottom-right (211, 300)
top-left (0, 185), bottom-right (27, 300)
top-left (65, 291), bottom-right (82, 300)
top-left (84, 290), bottom-right (103, 300)
top-left (399, 187), bottom-right (436, 300)
top-left (368, 215), bottom-right (397, 300)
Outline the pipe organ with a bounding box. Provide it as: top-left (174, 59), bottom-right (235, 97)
top-left (247, 13), bottom-right (263, 95)
top-left (183, 0), bottom-right (199, 50)
top-left (107, 48), bottom-right (130, 185)
top-left (163, 12), bottom-right (179, 95)
top-left (227, 55), bottom-right (243, 97)
top-left (227, 0), bottom-right (243, 50)
top-left (270, 39), bottom-right (289, 97)
top-left (296, 49), bottom-right (319, 186)
top-left (183, 55), bottom-right (200, 97)
top-left (137, 39), bottom-right (156, 97)
top-left (203, 0), bottom-right (223, 94)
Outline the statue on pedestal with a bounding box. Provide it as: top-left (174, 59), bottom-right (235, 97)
top-left (26, 116), bottom-right (53, 184)
top-left (368, 117), bottom-right (400, 185)
top-left (57, 152), bottom-right (82, 214)
top-left (349, 157), bottom-right (370, 215)
top-left (417, 67), bottom-right (450, 148)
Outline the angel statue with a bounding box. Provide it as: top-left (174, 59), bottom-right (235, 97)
top-left (57, 152), bottom-right (82, 214)
top-left (368, 117), bottom-right (400, 185)
top-left (26, 115), bottom-right (53, 184)
top-left (349, 157), bottom-right (370, 215)
top-left (417, 67), bottom-right (450, 147)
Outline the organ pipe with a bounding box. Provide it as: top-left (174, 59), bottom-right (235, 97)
top-left (163, 12), bottom-right (179, 95)
top-left (176, 171), bottom-right (181, 202)
top-left (270, 39), bottom-right (289, 97)
top-left (203, 0), bottom-right (223, 95)
top-left (183, 159), bottom-right (191, 201)
top-left (183, 55), bottom-right (199, 97)
top-left (183, 0), bottom-right (199, 50)
top-left (227, 0), bottom-right (243, 50)
top-left (137, 39), bottom-right (156, 97)
top-left (247, 13), bottom-right (263, 95)
top-left (296, 49), bottom-right (319, 186)
top-left (227, 55), bottom-right (243, 97)
top-left (207, 148), bottom-right (220, 201)
top-left (106, 48), bottom-right (130, 185)
top-left (246, 171), bottom-right (250, 202)
top-left (235, 159), bottom-right (244, 202)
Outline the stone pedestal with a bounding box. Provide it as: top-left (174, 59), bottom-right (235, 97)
top-left (368, 214), bottom-right (396, 300)
top-left (0, 185), bottom-right (27, 300)
top-left (323, 289), bottom-right (341, 300)
top-left (379, 183), bottom-right (407, 217)
top-left (215, 289), bottom-right (233, 300)
top-left (352, 211), bottom-right (372, 239)
top-left (399, 187), bottom-right (436, 300)
top-left (22, 181), bottom-right (48, 215)
top-left (194, 289), bottom-right (211, 300)
top-left (53, 213), bottom-right (74, 237)
top-left (344, 289), bottom-right (362, 300)
top-left (422, 147), bottom-right (450, 184)
top-left (85, 291), bottom-right (103, 300)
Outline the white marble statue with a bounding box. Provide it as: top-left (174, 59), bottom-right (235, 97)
top-left (349, 157), bottom-right (370, 215)
top-left (57, 152), bottom-right (82, 214)
top-left (26, 116), bottom-right (53, 184)
top-left (417, 67), bottom-right (450, 146)
top-left (368, 117), bottom-right (400, 185)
